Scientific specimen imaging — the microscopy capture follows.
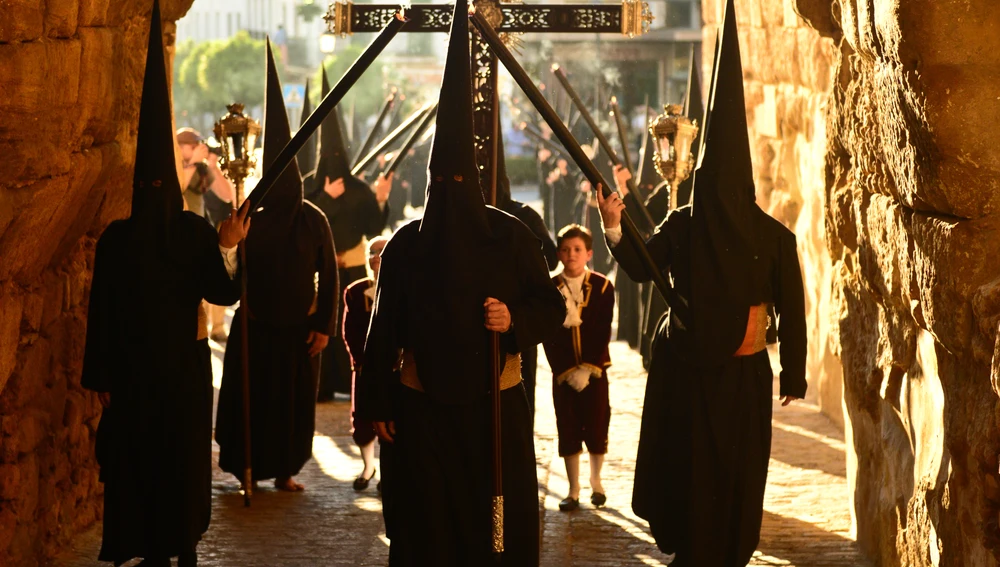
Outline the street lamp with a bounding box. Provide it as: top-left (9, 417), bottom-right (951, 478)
top-left (213, 103), bottom-right (262, 205)
top-left (649, 103), bottom-right (698, 209)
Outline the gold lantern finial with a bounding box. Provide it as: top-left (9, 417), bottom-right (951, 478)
top-left (649, 103), bottom-right (698, 209)
top-left (213, 103), bottom-right (262, 206)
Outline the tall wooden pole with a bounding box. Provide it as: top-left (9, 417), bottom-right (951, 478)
top-left (234, 179), bottom-right (253, 507)
top-left (488, 84), bottom-right (504, 559)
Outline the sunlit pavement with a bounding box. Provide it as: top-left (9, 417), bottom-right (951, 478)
top-left (52, 337), bottom-right (867, 566)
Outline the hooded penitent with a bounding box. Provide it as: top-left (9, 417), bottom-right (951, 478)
top-left (314, 66), bottom-right (353, 188)
top-left (130, 0), bottom-right (184, 252)
top-left (688, 0), bottom-right (761, 362)
top-left (309, 64), bottom-right (381, 253)
top-left (82, 2), bottom-right (244, 561)
top-left (406, 0), bottom-right (507, 403)
top-left (674, 43), bottom-right (706, 209)
top-left (297, 77), bottom-right (318, 179)
top-left (243, 40), bottom-right (322, 325)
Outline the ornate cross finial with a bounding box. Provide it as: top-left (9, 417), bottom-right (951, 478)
top-left (621, 0), bottom-right (653, 37)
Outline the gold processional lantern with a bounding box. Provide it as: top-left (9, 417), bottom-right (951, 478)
top-left (649, 103), bottom-right (699, 210)
top-left (213, 103), bottom-right (262, 205)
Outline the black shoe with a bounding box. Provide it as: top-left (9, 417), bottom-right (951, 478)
top-left (558, 497), bottom-right (580, 512)
top-left (136, 559), bottom-right (170, 567)
top-left (376, 480), bottom-right (382, 494)
top-left (591, 492), bottom-right (607, 507)
top-left (353, 469), bottom-right (376, 491)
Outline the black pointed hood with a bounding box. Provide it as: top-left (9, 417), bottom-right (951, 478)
top-left (255, 40), bottom-right (303, 221)
top-left (405, 0), bottom-right (502, 403)
top-left (674, 43), bottom-right (706, 208)
top-left (131, 0), bottom-right (184, 241)
top-left (688, 0), bottom-right (761, 361)
top-left (313, 64), bottom-right (353, 190)
top-left (297, 77), bottom-right (318, 178)
top-left (419, 0), bottom-right (491, 243)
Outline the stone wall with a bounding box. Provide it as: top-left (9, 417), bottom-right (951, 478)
top-left (0, 1), bottom-right (193, 565)
top-left (704, 0), bottom-right (1000, 564)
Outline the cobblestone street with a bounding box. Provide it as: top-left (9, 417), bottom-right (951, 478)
top-left (52, 340), bottom-right (867, 566)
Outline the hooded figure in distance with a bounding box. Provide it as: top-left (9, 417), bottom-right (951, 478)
top-left (82, 1), bottom-right (247, 565)
top-left (307, 65), bottom-right (391, 400)
top-left (355, 2), bottom-right (565, 563)
top-left (600, 0), bottom-right (807, 564)
top-left (215, 41), bottom-right (338, 492)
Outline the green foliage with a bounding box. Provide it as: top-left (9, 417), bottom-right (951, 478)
top-left (174, 39), bottom-right (218, 122)
top-left (296, 0), bottom-right (325, 22)
top-left (506, 155), bottom-right (539, 186)
top-left (173, 32), bottom-right (275, 131)
top-left (199, 32), bottom-right (273, 111)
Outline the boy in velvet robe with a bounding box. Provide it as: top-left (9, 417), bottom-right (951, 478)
top-left (542, 224), bottom-right (615, 512)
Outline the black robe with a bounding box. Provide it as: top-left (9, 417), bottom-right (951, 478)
top-left (82, 215), bottom-right (241, 562)
top-left (308, 178), bottom-right (388, 398)
top-left (639, 182), bottom-right (670, 367)
top-left (216, 201), bottom-right (338, 481)
top-left (357, 212), bottom-right (565, 566)
top-left (614, 191), bottom-right (650, 349)
top-left (502, 200), bottom-right (558, 416)
top-left (612, 206), bottom-right (806, 566)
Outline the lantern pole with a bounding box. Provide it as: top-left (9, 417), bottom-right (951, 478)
top-left (213, 103), bottom-right (261, 508)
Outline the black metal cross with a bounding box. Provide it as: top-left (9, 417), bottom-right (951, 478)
top-left (324, 0), bottom-right (652, 192)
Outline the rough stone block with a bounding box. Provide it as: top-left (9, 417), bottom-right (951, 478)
top-left (793, 0), bottom-right (839, 36)
top-left (771, 28), bottom-right (799, 84)
top-left (16, 411), bottom-right (49, 456)
top-left (45, 0), bottom-right (79, 38)
top-left (0, 0), bottom-right (44, 43)
top-left (78, 0), bottom-right (110, 26)
top-left (761, 0), bottom-right (786, 27)
top-left (78, 28), bottom-right (116, 145)
top-left (40, 273), bottom-right (65, 330)
top-left (910, 212), bottom-right (1000, 360)
top-left (0, 508), bottom-right (15, 555)
top-left (794, 28), bottom-right (825, 91)
top-left (12, 455), bottom-right (38, 519)
top-left (0, 464), bottom-right (20, 500)
top-left (0, 40), bottom-right (81, 113)
top-left (0, 290), bottom-right (23, 395)
top-left (754, 84), bottom-right (779, 138)
top-left (0, 338), bottom-right (51, 413)
top-left (748, 0), bottom-right (763, 28)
